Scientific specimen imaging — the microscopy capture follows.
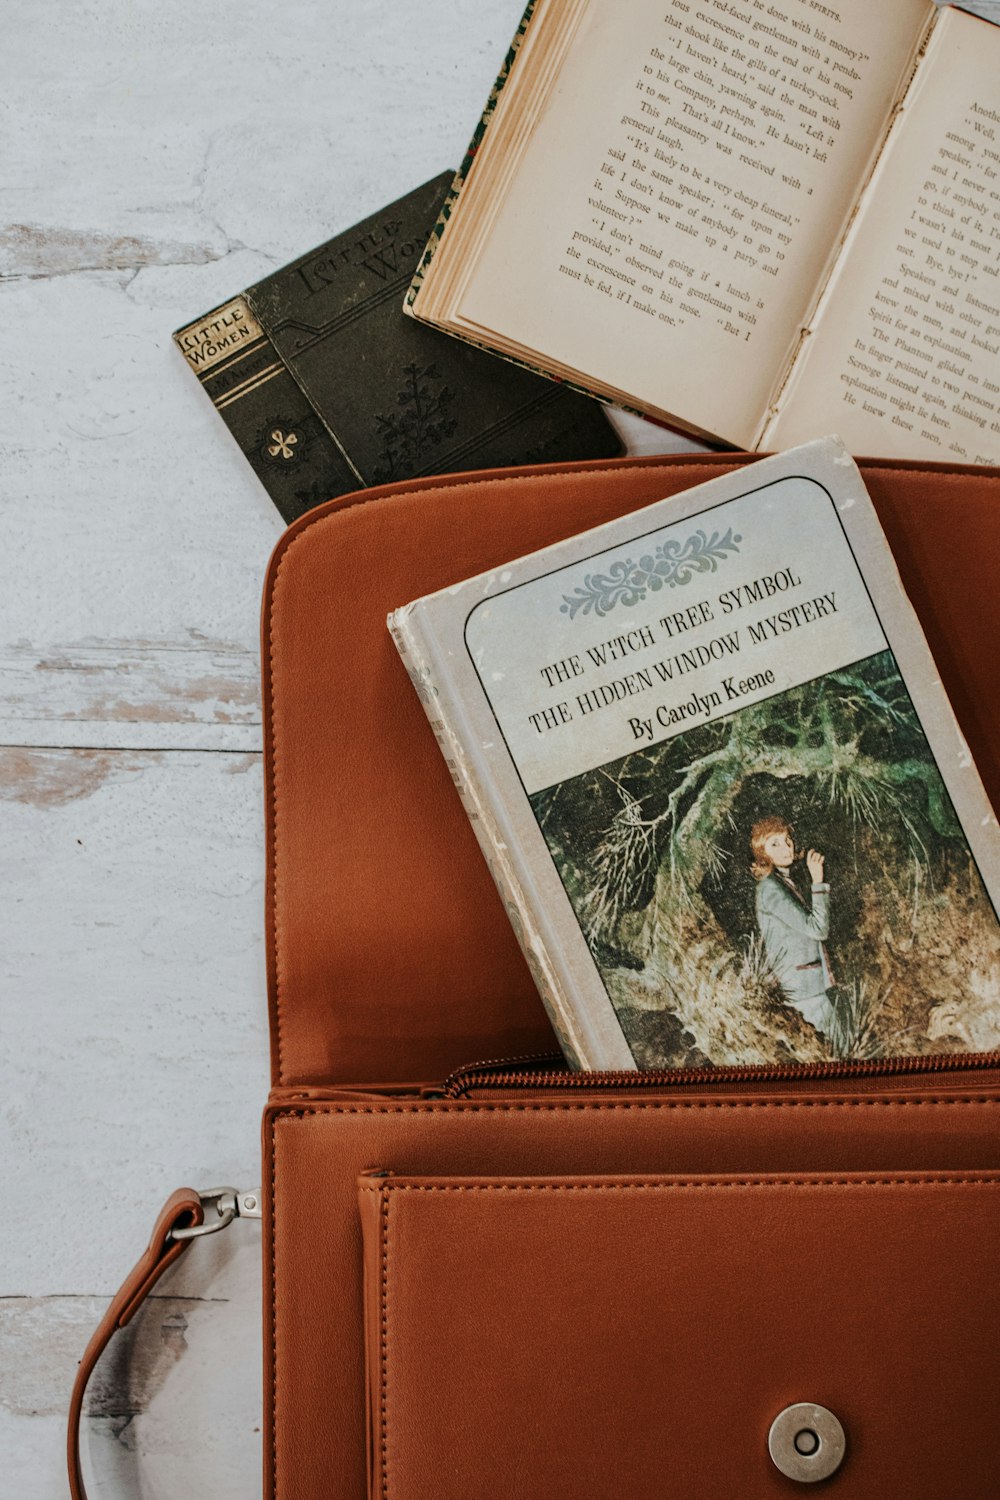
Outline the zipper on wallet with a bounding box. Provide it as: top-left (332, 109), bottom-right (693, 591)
top-left (439, 1049), bottom-right (1000, 1100)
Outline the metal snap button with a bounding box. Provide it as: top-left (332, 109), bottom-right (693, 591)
top-left (768, 1403), bottom-right (846, 1483)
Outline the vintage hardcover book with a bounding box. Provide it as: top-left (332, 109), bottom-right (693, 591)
top-left (390, 438), bottom-right (1000, 1070)
top-left (173, 174), bottom-right (619, 524)
top-left (408, 2), bottom-right (1000, 465)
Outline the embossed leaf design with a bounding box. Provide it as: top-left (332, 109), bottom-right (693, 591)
top-left (372, 361), bottom-right (458, 483)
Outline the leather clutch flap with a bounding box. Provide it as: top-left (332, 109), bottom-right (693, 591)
top-left (358, 1168), bottom-right (1000, 1498)
top-left (262, 454), bottom-right (1000, 1087)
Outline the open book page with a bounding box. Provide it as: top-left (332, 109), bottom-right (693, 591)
top-left (766, 7), bottom-right (1000, 462)
top-left (450, 0), bottom-right (931, 446)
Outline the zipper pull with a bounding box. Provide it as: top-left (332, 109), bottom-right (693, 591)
top-left (440, 1052), bottom-right (567, 1097)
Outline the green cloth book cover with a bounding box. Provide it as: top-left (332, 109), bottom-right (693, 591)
top-left (174, 173), bottom-right (619, 525)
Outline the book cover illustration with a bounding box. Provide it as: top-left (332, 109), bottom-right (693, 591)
top-left (394, 439), bottom-right (1000, 1069)
top-left (531, 643), bottom-right (997, 1067)
top-left (174, 174), bottom-right (619, 525)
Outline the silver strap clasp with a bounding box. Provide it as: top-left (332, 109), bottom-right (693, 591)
top-left (170, 1186), bottom-right (262, 1241)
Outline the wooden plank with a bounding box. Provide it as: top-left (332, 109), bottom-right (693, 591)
top-left (2, 2), bottom-right (997, 1496)
top-left (2, 743), bottom-right (268, 1493)
top-left (0, 0), bottom-right (531, 756)
top-left (1, 1268), bottom-right (260, 1500)
top-left (2, 749), bottom-right (268, 1290)
top-left (0, 637), bottom-right (259, 751)
top-left (0, 2), bottom-right (530, 1487)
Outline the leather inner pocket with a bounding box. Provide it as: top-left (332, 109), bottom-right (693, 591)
top-left (358, 1170), bottom-right (1000, 1500)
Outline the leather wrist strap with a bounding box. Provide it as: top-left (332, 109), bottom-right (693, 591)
top-left (69, 1183), bottom-right (262, 1499)
top-left (68, 1188), bottom-right (204, 1500)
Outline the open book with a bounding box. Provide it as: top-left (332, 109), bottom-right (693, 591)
top-left (408, 1), bottom-right (1000, 463)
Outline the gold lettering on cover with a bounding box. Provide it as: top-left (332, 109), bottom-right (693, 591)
top-left (174, 296), bottom-right (266, 374)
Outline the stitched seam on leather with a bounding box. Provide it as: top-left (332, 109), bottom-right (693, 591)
top-left (270, 1101), bottom-right (996, 1494)
top-left (376, 1176), bottom-right (999, 1191)
top-left (368, 1171), bottom-right (996, 1492)
top-left (270, 1096), bottom-right (1000, 1117)
top-left (381, 1186), bottom-right (390, 1500)
top-left (270, 1122), bottom-right (278, 1498)
top-left (264, 457), bottom-right (999, 1083)
top-left (853, 465), bottom-right (1000, 478)
top-left (267, 564), bottom-right (287, 1088)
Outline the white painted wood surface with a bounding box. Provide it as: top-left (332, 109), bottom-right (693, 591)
top-left (3, 2), bottom-right (997, 1495)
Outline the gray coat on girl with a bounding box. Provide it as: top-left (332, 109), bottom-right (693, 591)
top-left (756, 871), bottom-right (834, 1031)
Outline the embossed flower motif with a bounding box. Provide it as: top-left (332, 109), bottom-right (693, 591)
top-left (268, 429), bottom-right (298, 460)
top-left (630, 555), bottom-right (666, 591)
top-left (560, 529), bottom-right (742, 619)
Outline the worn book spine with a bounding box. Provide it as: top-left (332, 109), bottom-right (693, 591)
top-left (405, 1), bottom-right (537, 311)
top-left (402, 1), bottom-right (660, 427)
top-left (173, 296), bottom-right (361, 524)
top-left (388, 605), bottom-right (592, 1067)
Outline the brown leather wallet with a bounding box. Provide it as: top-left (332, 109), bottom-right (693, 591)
top-left (72, 454), bottom-right (1000, 1498)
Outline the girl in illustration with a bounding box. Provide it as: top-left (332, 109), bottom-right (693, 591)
top-left (750, 817), bottom-right (836, 1038)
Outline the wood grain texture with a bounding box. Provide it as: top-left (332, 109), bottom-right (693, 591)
top-left (0, 637), bottom-right (259, 750)
top-left (2, 1), bottom-right (996, 1496)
